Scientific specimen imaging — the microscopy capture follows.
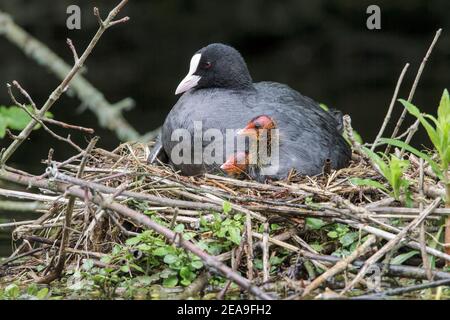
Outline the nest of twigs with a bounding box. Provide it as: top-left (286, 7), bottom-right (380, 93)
top-left (1, 141), bottom-right (449, 299)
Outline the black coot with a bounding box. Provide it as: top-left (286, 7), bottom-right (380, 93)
top-left (151, 43), bottom-right (351, 177)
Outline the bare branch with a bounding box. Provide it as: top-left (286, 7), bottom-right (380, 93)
top-left (66, 38), bottom-right (79, 64)
top-left (0, 0), bottom-right (131, 166)
top-left (387, 29), bottom-right (442, 154)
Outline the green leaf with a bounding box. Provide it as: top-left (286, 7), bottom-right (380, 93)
top-left (391, 251), bottom-right (419, 265)
top-left (3, 106), bottom-right (33, 130)
top-left (163, 254), bottom-right (178, 265)
top-left (350, 178), bottom-right (388, 192)
top-left (306, 217), bottom-right (327, 230)
top-left (310, 243), bottom-right (323, 252)
top-left (191, 260), bottom-right (203, 269)
top-left (437, 89), bottom-right (450, 126)
top-left (340, 232), bottom-right (359, 247)
top-left (180, 266), bottom-right (195, 281)
top-left (5, 284), bottom-right (20, 298)
top-left (319, 103), bottom-right (329, 111)
top-left (327, 231), bottom-right (338, 239)
top-left (0, 117), bottom-right (7, 138)
top-left (173, 224), bottom-right (185, 232)
top-left (399, 99), bottom-right (440, 152)
top-left (228, 227), bottom-right (241, 245)
top-left (153, 247), bottom-right (169, 256)
top-left (36, 288), bottom-right (49, 300)
top-left (82, 259), bottom-right (94, 271)
top-left (120, 265), bottom-right (130, 273)
top-left (223, 201), bottom-right (232, 214)
top-left (379, 138), bottom-right (443, 180)
top-left (125, 236), bottom-right (141, 246)
top-left (163, 276), bottom-right (178, 288)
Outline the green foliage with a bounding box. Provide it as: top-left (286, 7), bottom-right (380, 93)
top-left (0, 283), bottom-right (52, 300)
top-left (398, 90), bottom-right (450, 183)
top-left (0, 105), bottom-right (53, 138)
top-left (360, 147), bottom-right (411, 202)
top-left (350, 177), bottom-right (388, 193)
top-left (319, 103), bottom-right (329, 111)
top-left (306, 217), bottom-right (327, 230)
top-left (391, 251), bottom-right (419, 265)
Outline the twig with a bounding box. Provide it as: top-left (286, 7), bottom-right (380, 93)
top-left (38, 137), bottom-right (98, 284)
top-left (302, 235), bottom-right (376, 297)
top-left (371, 63), bottom-right (409, 151)
top-left (42, 118), bottom-right (94, 134)
top-left (0, 0), bottom-right (130, 166)
top-left (262, 222), bottom-right (270, 283)
top-left (343, 115), bottom-right (363, 156)
top-left (0, 169), bottom-right (273, 300)
top-left (7, 82), bottom-right (83, 152)
top-left (245, 212), bottom-right (254, 282)
top-left (386, 29), bottom-right (442, 154)
top-left (340, 198), bottom-right (441, 295)
top-left (351, 278), bottom-right (450, 300)
top-left (418, 158), bottom-right (433, 280)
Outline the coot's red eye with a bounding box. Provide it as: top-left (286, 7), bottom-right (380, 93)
top-left (204, 61), bottom-right (212, 69)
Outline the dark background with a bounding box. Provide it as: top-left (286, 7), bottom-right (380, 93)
top-left (0, 0), bottom-right (449, 173)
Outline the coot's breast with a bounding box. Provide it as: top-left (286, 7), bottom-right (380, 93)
top-left (162, 88), bottom-right (257, 175)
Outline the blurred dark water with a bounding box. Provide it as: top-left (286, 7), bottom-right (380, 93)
top-left (0, 0), bottom-right (449, 256)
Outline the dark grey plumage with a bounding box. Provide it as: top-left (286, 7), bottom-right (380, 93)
top-left (156, 43), bottom-right (351, 179)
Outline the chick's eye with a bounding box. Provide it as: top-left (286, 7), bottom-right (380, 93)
top-left (203, 61), bottom-right (212, 69)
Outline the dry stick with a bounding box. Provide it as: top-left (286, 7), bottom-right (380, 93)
top-left (0, 7), bottom-right (148, 143)
top-left (342, 219), bottom-right (450, 263)
top-left (0, 170), bottom-right (272, 300)
top-left (45, 172), bottom-right (225, 212)
top-left (351, 278), bottom-right (450, 300)
top-left (386, 29), bottom-right (442, 154)
top-left (371, 63), bottom-right (410, 151)
top-left (401, 29), bottom-right (443, 152)
top-left (262, 222), bottom-right (270, 283)
top-left (418, 158), bottom-right (433, 280)
top-left (39, 137), bottom-right (99, 284)
top-left (0, 200), bottom-right (47, 212)
top-left (217, 231), bottom-right (247, 299)
top-left (245, 212), bottom-right (254, 282)
top-left (445, 173), bottom-right (450, 263)
top-left (340, 198), bottom-right (441, 295)
top-left (42, 118), bottom-right (94, 134)
top-left (302, 235), bottom-right (377, 297)
top-left (0, 0), bottom-right (130, 166)
top-left (7, 82), bottom-right (83, 152)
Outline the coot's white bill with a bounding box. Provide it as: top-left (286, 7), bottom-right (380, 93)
top-left (175, 53), bottom-right (202, 95)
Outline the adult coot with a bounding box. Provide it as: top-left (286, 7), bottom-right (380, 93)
top-left (152, 43), bottom-right (350, 177)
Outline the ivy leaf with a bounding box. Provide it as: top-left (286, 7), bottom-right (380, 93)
top-left (36, 288), bottom-right (49, 300)
top-left (228, 227), bottom-right (241, 245)
top-left (163, 276), bottom-right (178, 288)
top-left (153, 247), bottom-right (169, 256)
top-left (306, 217), bottom-right (327, 230)
top-left (223, 201), bottom-right (232, 214)
top-left (125, 236), bottom-right (141, 246)
top-left (327, 231), bottom-right (339, 239)
top-left (191, 260), bottom-right (203, 270)
top-left (163, 254), bottom-right (178, 265)
top-left (340, 232), bottom-right (359, 247)
top-left (174, 224), bottom-right (185, 232)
